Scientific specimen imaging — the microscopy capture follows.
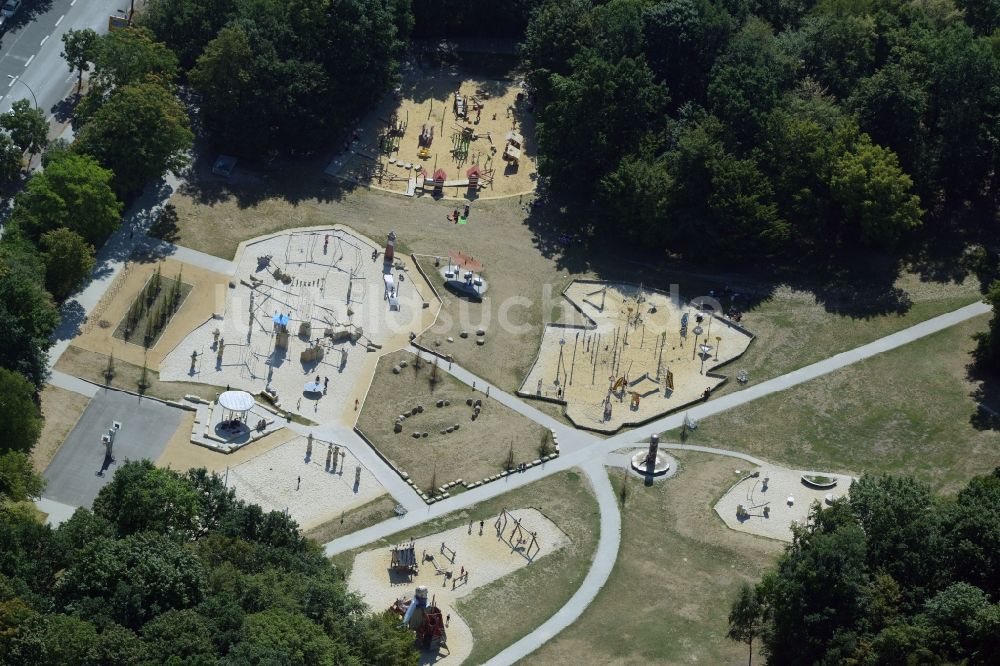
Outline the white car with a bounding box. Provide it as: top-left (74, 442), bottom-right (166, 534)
top-left (0, 0), bottom-right (21, 29)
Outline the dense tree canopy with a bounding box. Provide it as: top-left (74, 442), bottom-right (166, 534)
top-left (731, 470), bottom-right (1000, 665)
top-left (522, 0), bottom-right (1000, 264)
top-left (0, 100), bottom-right (48, 159)
top-left (75, 82), bottom-right (193, 195)
top-left (8, 153), bottom-right (122, 246)
top-left (0, 461), bottom-right (417, 664)
top-left (40, 228), bottom-right (96, 302)
top-left (146, 0), bottom-right (407, 156)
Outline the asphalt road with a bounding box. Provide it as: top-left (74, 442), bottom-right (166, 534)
top-left (0, 0), bottom-right (123, 117)
top-left (42, 389), bottom-right (181, 508)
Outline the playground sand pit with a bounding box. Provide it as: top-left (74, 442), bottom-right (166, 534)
top-left (714, 465), bottom-right (855, 541)
top-left (356, 350), bottom-right (551, 492)
top-left (348, 508), bottom-right (569, 665)
top-left (224, 434), bottom-right (386, 530)
top-left (69, 257), bottom-right (230, 369)
top-left (327, 65), bottom-right (537, 200)
top-left (158, 226), bottom-right (439, 424)
top-left (519, 281), bottom-right (753, 432)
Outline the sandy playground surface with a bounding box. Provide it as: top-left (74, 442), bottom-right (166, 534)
top-left (225, 434), bottom-right (386, 530)
top-left (520, 281), bottom-right (753, 432)
top-left (714, 465), bottom-right (855, 541)
top-left (158, 226), bottom-right (440, 424)
top-left (348, 508), bottom-right (569, 664)
top-left (327, 66), bottom-right (537, 200)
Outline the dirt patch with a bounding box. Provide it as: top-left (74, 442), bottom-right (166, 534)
top-left (525, 454), bottom-right (783, 666)
top-left (55, 345), bottom-right (227, 403)
top-left (33, 386), bottom-right (91, 474)
top-left (356, 350), bottom-right (550, 493)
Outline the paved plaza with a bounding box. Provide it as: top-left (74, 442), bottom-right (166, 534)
top-left (42, 390), bottom-right (182, 508)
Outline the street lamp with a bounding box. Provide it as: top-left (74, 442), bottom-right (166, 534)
top-left (6, 75), bottom-right (38, 109)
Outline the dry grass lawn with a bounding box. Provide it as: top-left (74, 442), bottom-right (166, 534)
top-left (331, 468), bottom-right (600, 665)
top-left (55, 345), bottom-right (226, 403)
top-left (672, 315), bottom-right (1000, 493)
top-left (356, 350), bottom-right (550, 492)
top-left (304, 495), bottom-right (400, 544)
top-left (524, 453), bottom-right (783, 666)
top-left (33, 386), bottom-right (91, 473)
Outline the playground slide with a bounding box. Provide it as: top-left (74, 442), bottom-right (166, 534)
top-left (402, 599), bottom-right (417, 627)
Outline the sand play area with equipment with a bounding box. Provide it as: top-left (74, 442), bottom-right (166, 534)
top-left (326, 67), bottom-right (536, 200)
top-left (714, 466), bottom-right (855, 541)
top-left (519, 281), bottom-right (754, 432)
top-left (348, 508), bottom-right (569, 664)
top-left (158, 227), bottom-right (439, 424)
top-left (224, 434), bottom-right (385, 530)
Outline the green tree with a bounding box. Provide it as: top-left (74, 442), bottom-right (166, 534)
top-left (522, 0), bottom-right (593, 100)
top-left (0, 100), bottom-right (48, 159)
top-left (955, 0), bottom-right (1000, 35)
top-left (3, 613), bottom-right (99, 666)
top-left (536, 50), bottom-right (668, 192)
top-left (90, 26), bottom-right (178, 91)
top-left (141, 609), bottom-right (217, 663)
top-left (642, 0), bottom-right (735, 106)
top-left (57, 532), bottom-right (205, 629)
top-left (974, 282), bottom-right (1000, 371)
top-left (922, 582), bottom-right (995, 660)
top-left (761, 522), bottom-right (871, 663)
top-left (849, 62), bottom-right (930, 183)
top-left (787, 13), bottom-right (878, 100)
top-left (9, 153), bottom-right (121, 245)
top-left (187, 26), bottom-right (262, 154)
top-left (942, 468), bottom-right (1000, 597)
top-left (0, 451), bottom-right (44, 502)
top-left (91, 461), bottom-right (201, 537)
top-left (60, 28), bottom-right (98, 91)
top-left (86, 624), bottom-right (148, 666)
top-left (707, 17), bottom-right (799, 143)
top-left (848, 474), bottom-right (945, 607)
top-left (75, 82), bottom-right (192, 195)
top-left (228, 609), bottom-right (341, 666)
top-left (829, 135), bottom-right (922, 248)
top-left (0, 133), bottom-right (23, 181)
top-left (0, 368), bottom-right (41, 455)
top-left (727, 582), bottom-right (766, 665)
top-left (140, 0), bottom-right (238, 68)
top-left (40, 228), bottom-right (95, 301)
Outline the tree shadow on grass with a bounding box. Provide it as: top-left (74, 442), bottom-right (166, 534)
top-left (968, 360), bottom-right (1000, 431)
top-left (177, 148), bottom-right (360, 210)
top-left (518, 195), bottom-right (933, 321)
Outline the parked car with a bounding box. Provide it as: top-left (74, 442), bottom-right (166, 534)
top-left (0, 0), bottom-right (21, 30)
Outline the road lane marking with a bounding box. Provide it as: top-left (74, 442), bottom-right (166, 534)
top-left (55, 14), bottom-right (64, 27)
top-left (70, 0), bottom-right (76, 5)
top-left (40, 36), bottom-right (49, 47)
top-left (24, 55), bottom-right (34, 68)
top-left (7, 79), bottom-right (14, 88)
